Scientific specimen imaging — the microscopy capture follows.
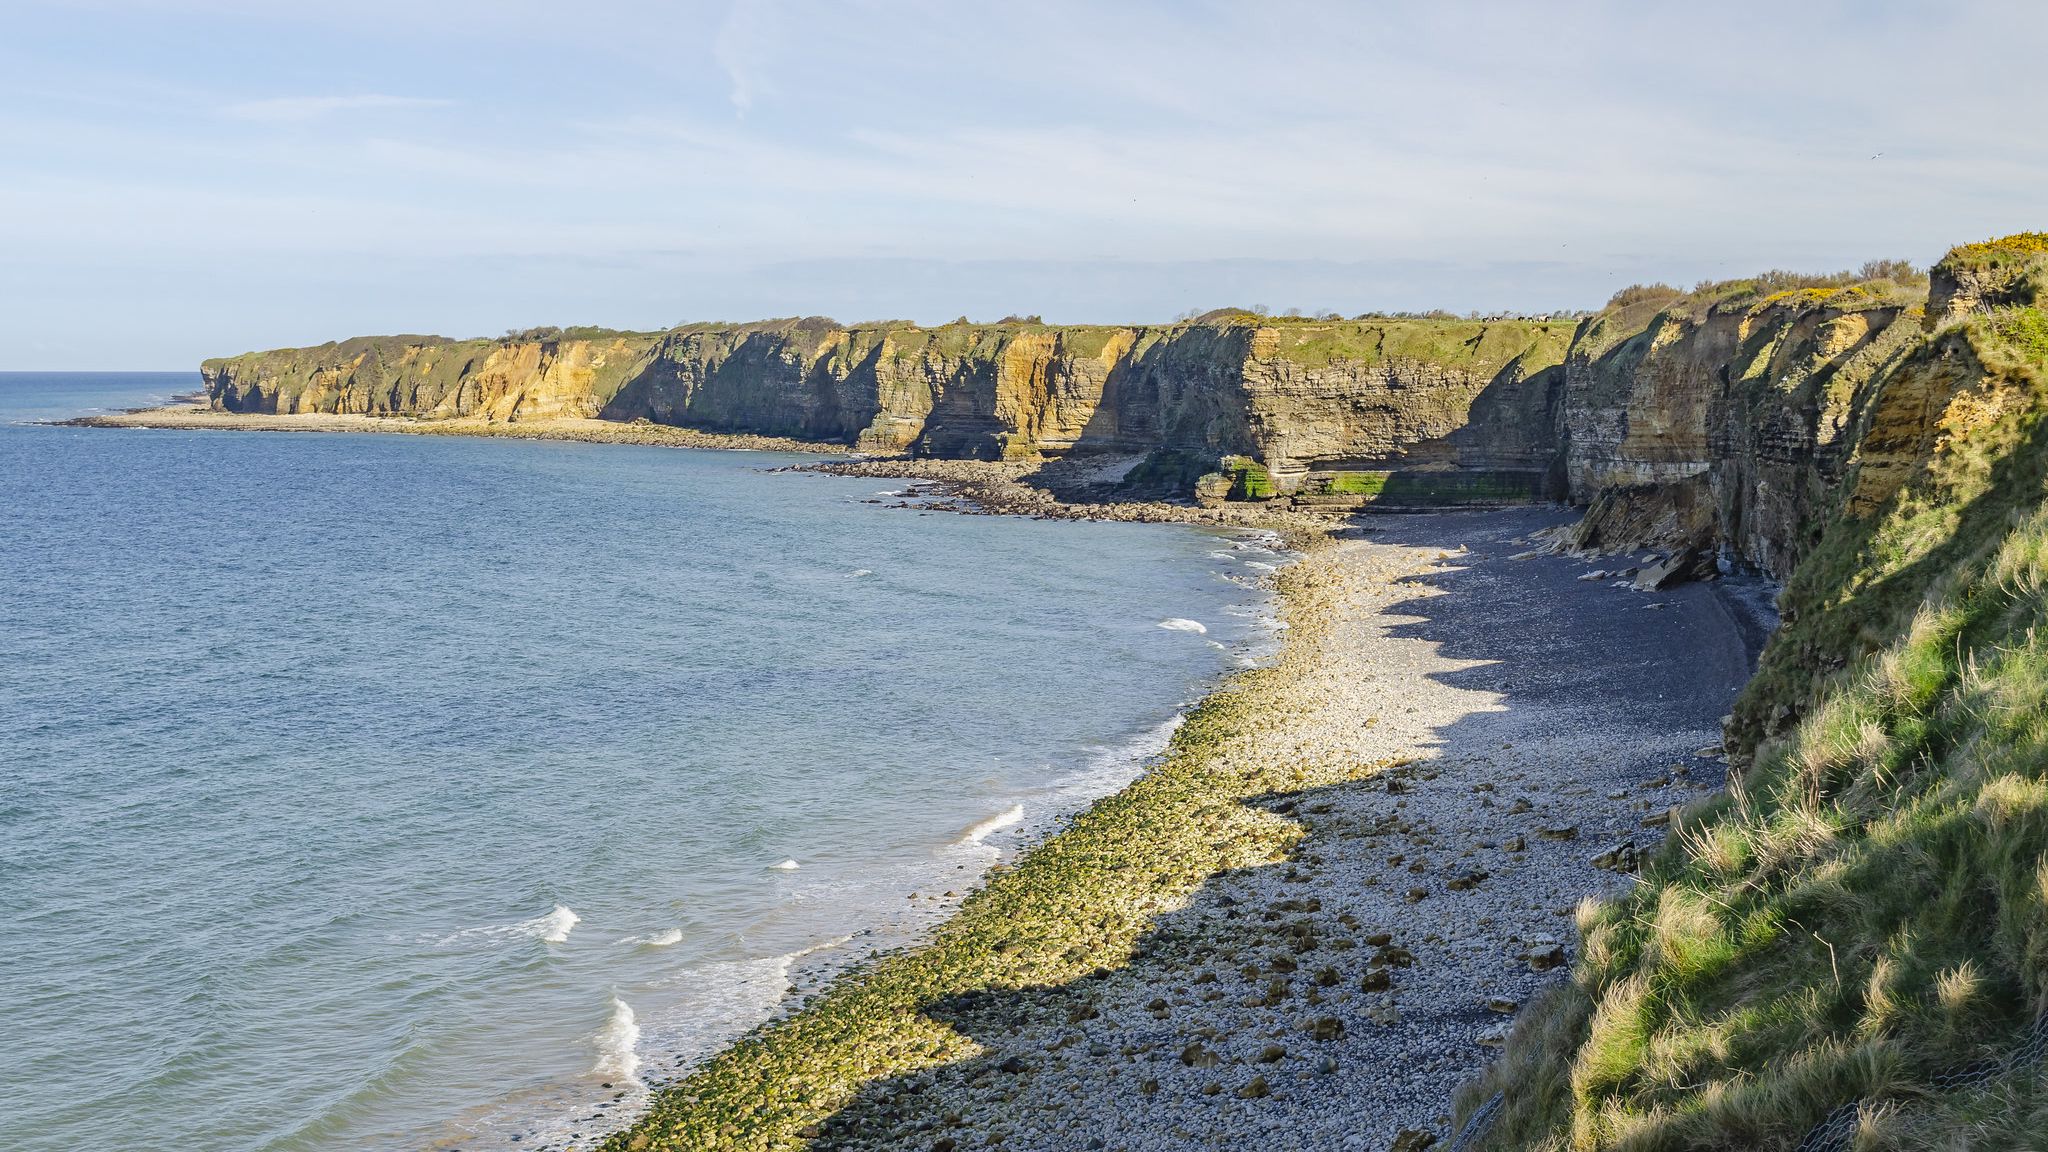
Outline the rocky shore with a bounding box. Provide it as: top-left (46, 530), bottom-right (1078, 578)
top-left (607, 506), bottom-right (1768, 1152)
top-left (68, 407), bottom-right (1766, 1150)
top-left (789, 454), bottom-right (1345, 534)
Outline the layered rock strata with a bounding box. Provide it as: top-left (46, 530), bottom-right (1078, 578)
top-left (202, 236), bottom-right (2046, 582)
top-left (202, 316), bottom-right (1575, 492)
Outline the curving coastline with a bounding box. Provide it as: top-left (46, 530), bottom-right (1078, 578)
top-left (600, 507), bottom-right (1765, 1152)
top-left (71, 233), bottom-right (2048, 1148)
top-left (66, 394), bottom-right (1766, 1151)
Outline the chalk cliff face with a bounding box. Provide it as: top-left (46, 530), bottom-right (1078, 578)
top-left (203, 315), bottom-right (1575, 480)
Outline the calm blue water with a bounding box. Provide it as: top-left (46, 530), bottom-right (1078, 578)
top-left (0, 374), bottom-right (1282, 1152)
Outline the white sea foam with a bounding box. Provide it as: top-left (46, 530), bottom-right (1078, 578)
top-left (956, 803), bottom-right (1025, 846)
top-left (1158, 618), bottom-right (1208, 634)
top-left (1243, 560), bottom-right (1280, 571)
top-left (769, 858), bottom-right (800, 871)
top-left (470, 935), bottom-right (860, 1151)
top-left (848, 568), bottom-right (873, 578)
top-left (642, 935), bottom-right (858, 1068)
top-left (435, 902), bottom-right (579, 948)
top-left (1040, 712), bottom-right (1187, 813)
top-left (537, 904), bottom-right (579, 944)
top-left (623, 927), bottom-right (684, 948)
top-left (590, 997), bottom-right (641, 1084)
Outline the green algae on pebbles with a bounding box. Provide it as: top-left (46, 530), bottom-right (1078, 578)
top-left (611, 511), bottom-right (1737, 1151)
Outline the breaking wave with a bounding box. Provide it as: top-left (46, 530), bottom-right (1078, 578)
top-left (436, 903), bottom-right (579, 948)
top-left (590, 997), bottom-right (641, 1084)
top-left (956, 803), bottom-right (1025, 846)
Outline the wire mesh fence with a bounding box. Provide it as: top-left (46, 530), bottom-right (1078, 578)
top-left (1792, 1010), bottom-right (2048, 1152)
top-left (1459, 1012), bottom-right (2048, 1152)
top-left (1792, 1102), bottom-right (1861, 1152)
top-left (1449, 1092), bottom-right (1504, 1151)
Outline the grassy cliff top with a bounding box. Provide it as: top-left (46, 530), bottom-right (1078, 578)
top-left (1930, 233), bottom-right (2048, 319)
top-left (1471, 300), bottom-right (2048, 1150)
top-left (200, 328), bottom-right (670, 372)
top-left (1249, 316), bottom-right (1574, 372)
top-left (1940, 231), bottom-right (2048, 268)
top-left (205, 314), bottom-right (1579, 376)
top-left (1570, 273), bottom-right (1926, 364)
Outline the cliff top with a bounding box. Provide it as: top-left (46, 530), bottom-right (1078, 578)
top-left (1941, 230), bottom-right (2048, 265)
top-left (1571, 270), bottom-right (1928, 362)
top-left (1928, 231), bottom-right (2048, 322)
top-left (202, 313), bottom-right (1577, 375)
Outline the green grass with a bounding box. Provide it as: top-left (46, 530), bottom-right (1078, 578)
top-left (1469, 302), bottom-right (2048, 1151)
top-left (1321, 471), bottom-right (1388, 496)
top-left (1255, 318), bottom-right (1573, 374)
top-left (1297, 470), bottom-right (1548, 505)
top-left (1944, 232), bottom-right (2048, 265)
top-left (1223, 456), bottom-right (1277, 499)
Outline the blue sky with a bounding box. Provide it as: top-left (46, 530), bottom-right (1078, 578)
top-left (4, 1), bottom-right (2045, 368)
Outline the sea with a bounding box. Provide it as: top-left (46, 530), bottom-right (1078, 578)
top-left (0, 372), bottom-right (1285, 1152)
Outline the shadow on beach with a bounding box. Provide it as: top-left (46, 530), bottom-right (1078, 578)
top-left (768, 507), bottom-right (1774, 1152)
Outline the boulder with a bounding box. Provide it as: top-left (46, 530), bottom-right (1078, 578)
top-left (1632, 549), bottom-right (1700, 591)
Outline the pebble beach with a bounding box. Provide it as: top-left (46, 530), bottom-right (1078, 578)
top-left (611, 503), bottom-right (1769, 1152)
top-left (71, 407), bottom-right (1769, 1150)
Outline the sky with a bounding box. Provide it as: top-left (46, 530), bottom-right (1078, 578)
top-left (4, 1), bottom-right (2046, 369)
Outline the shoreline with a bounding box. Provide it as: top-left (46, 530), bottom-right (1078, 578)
top-left (559, 530), bottom-right (1301, 1152)
top-left (60, 403), bottom-right (1763, 1150)
top-left (69, 402), bottom-right (1352, 533)
top-left (59, 400), bottom-right (859, 456)
top-left (603, 510), bottom-right (1765, 1152)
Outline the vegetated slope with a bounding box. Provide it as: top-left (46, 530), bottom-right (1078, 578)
top-left (1467, 234), bottom-right (2048, 1150)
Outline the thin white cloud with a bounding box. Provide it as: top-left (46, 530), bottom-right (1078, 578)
top-left (8, 0), bottom-right (2048, 368)
top-left (222, 94), bottom-right (451, 122)
top-left (713, 0), bottom-right (776, 116)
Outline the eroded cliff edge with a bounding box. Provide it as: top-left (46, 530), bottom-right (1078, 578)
top-left (195, 235), bottom-right (2048, 1149)
top-left (196, 260), bottom-right (1990, 587)
top-left (200, 315), bottom-right (1576, 499)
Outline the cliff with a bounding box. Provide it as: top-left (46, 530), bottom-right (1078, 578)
top-left (202, 314), bottom-right (1575, 499)
top-left (1557, 282), bottom-right (1921, 575)
top-left (1461, 239), bottom-right (2048, 1150)
top-left (196, 234), bottom-right (2048, 1149)
top-left (203, 253), bottom-right (2043, 582)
